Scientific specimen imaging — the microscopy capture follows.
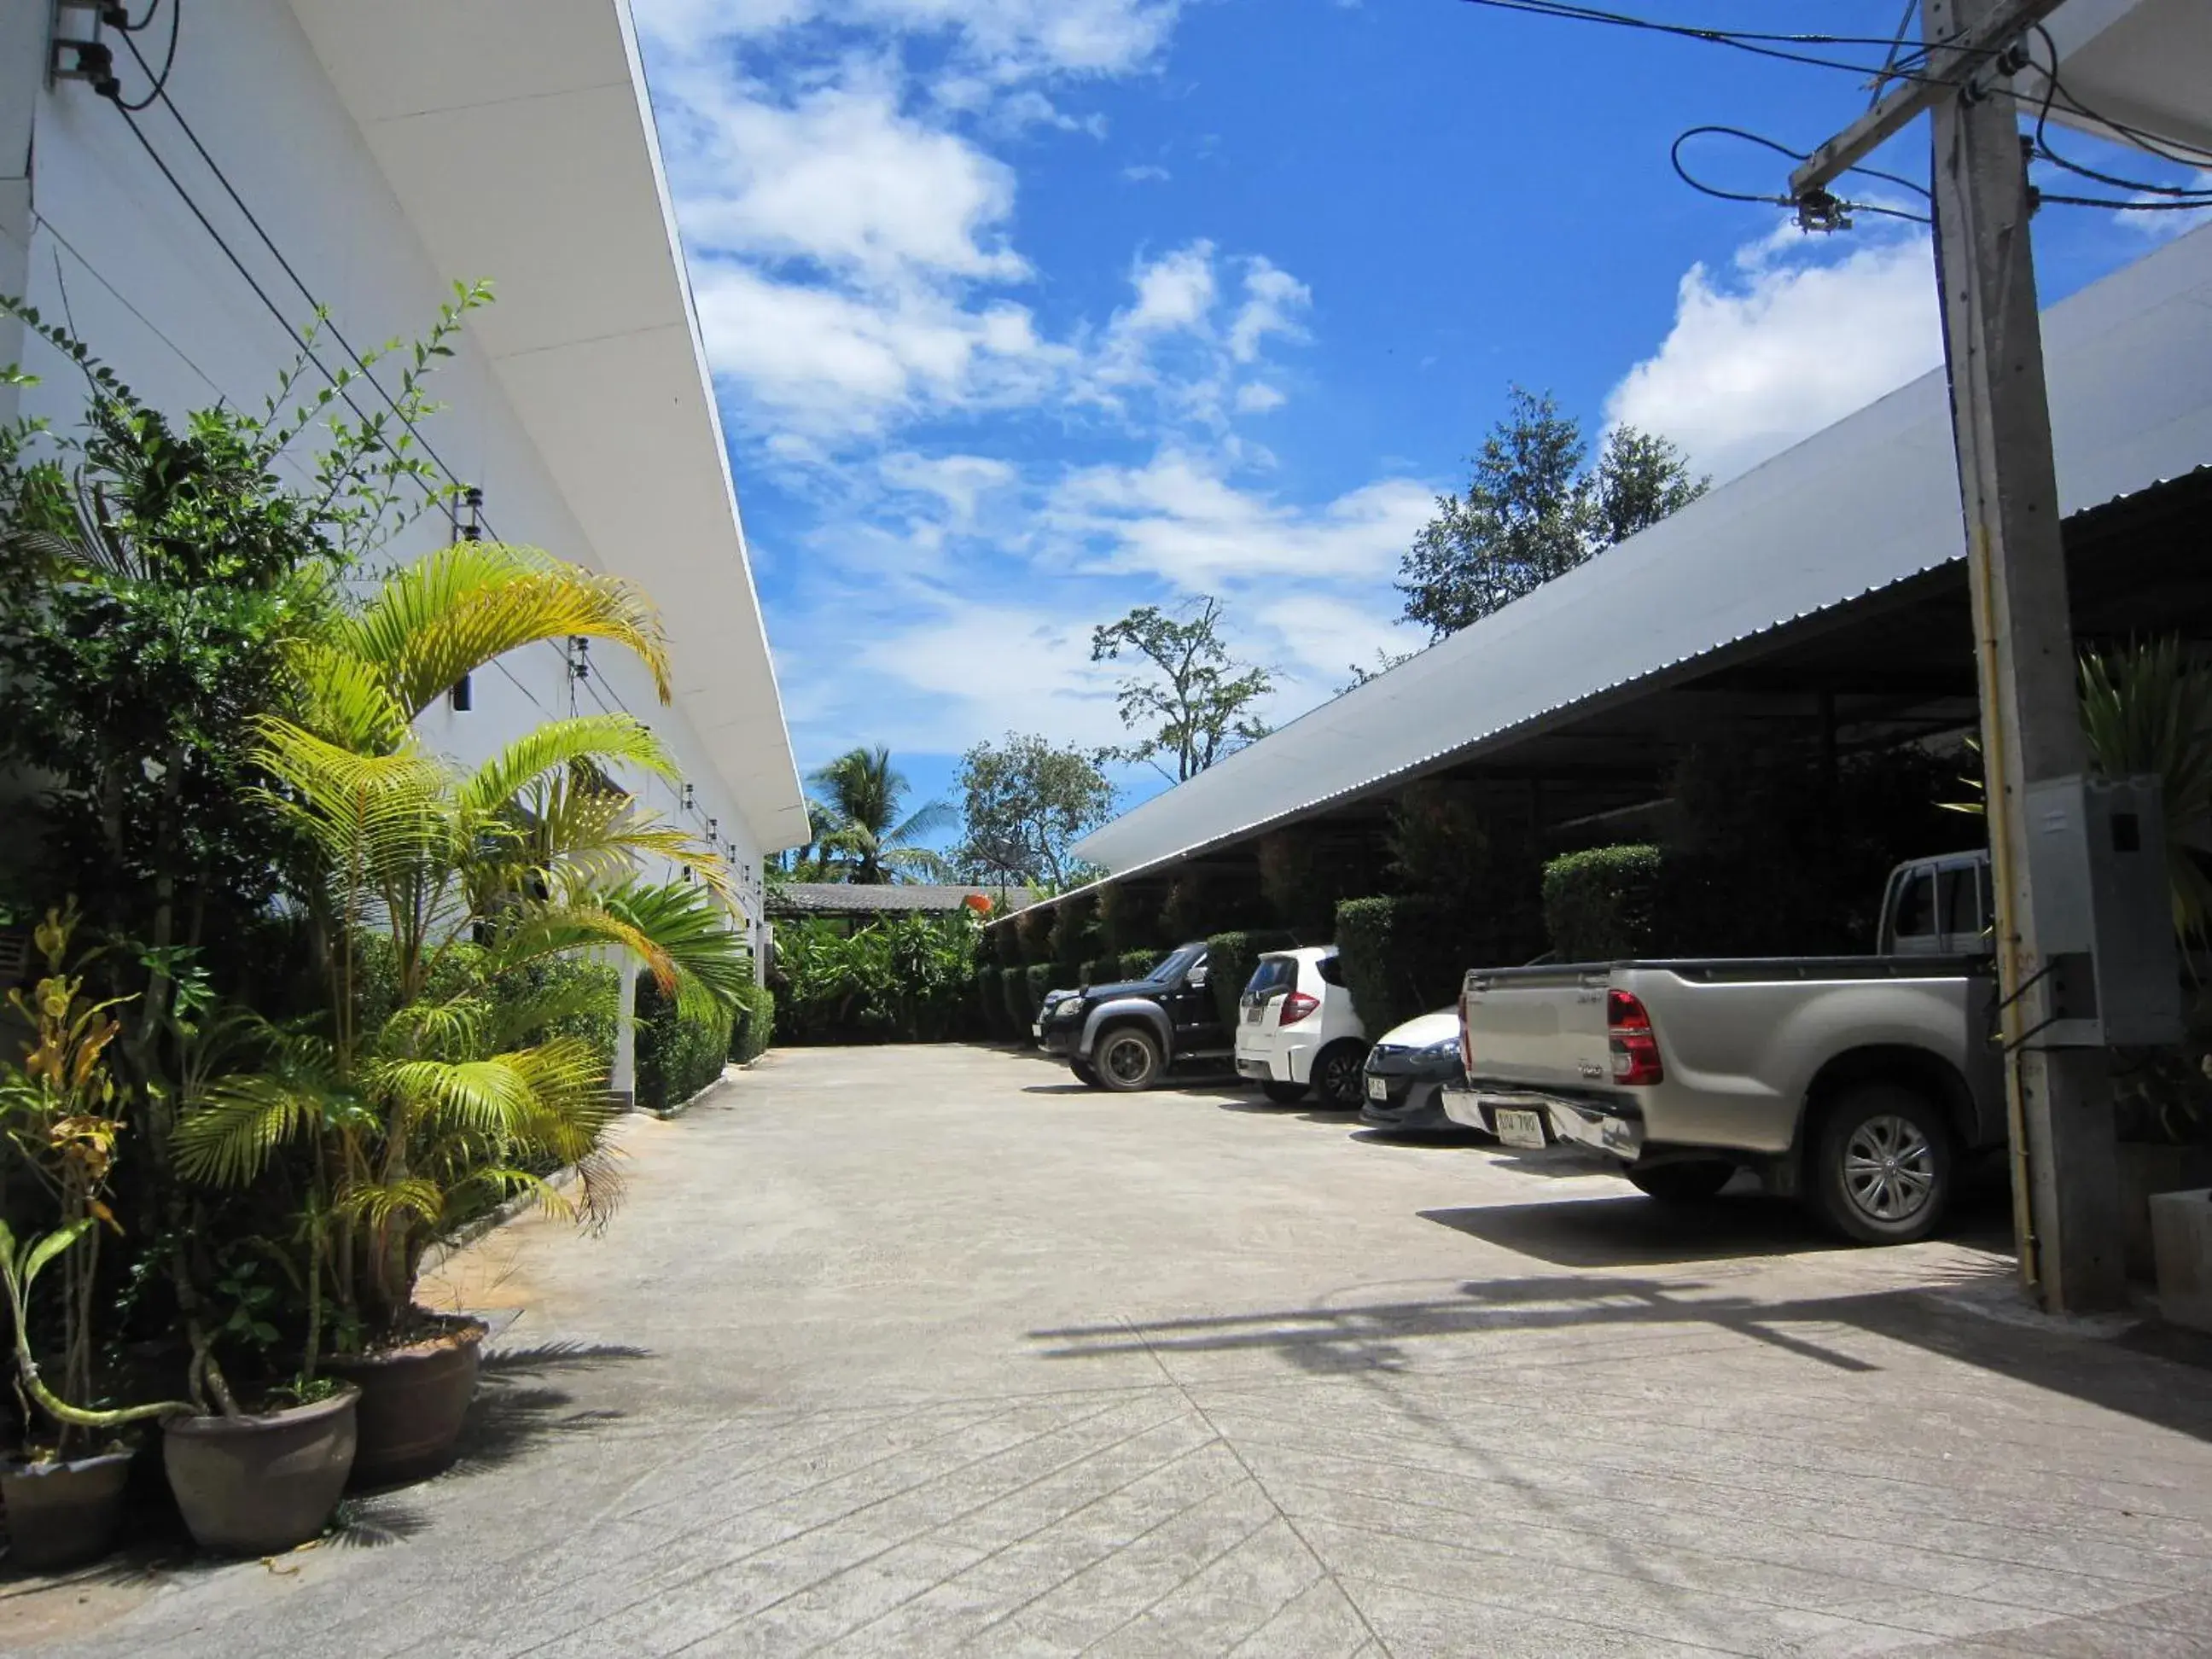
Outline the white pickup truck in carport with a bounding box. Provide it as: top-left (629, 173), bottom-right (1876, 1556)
top-left (1446, 852), bottom-right (2005, 1243)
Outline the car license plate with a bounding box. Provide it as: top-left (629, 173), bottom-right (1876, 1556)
top-left (1030, 1023), bottom-right (1042, 1039)
top-left (1243, 1004), bottom-right (1262, 1023)
top-left (1365, 1074), bottom-right (1388, 1102)
top-left (1494, 1108), bottom-right (1547, 1149)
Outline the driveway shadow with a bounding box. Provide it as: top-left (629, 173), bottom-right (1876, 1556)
top-left (1348, 1127), bottom-right (1493, 1149)
top-left (1030, 1266), bottom-right (2212, 1441)
top-left (442, 1340), bottom-right (648, 1480)
top-left (1215, 1097), bottom-right (1361, 1126)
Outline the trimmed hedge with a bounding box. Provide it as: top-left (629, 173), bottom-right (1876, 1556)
top-left (636, 975), bottom-right (733, 1113)
top-left (1333, 896), bottom-right (1470, 1039)
top-left (1014, 905), bottom-right (1052, 964)
top-left (1023, 962), bottom-right (1053, 1021)
top-left (999, 964), bottom-right (1028, 1034)
top-left (1543, 845), bottom-right (1661, 961)
top-left (1097, 884), bottom-right (1156, 955)
top-left (1119, 948), bottom-right (1158, 981)
top-left (1080, 955), bottom-right (1115, 988)
top-left (1050, 892), bottom-right (1099, 966)
top-left (729, 981), bottom-right (776, 1063)
top-left (1204, 928), bottom-right (1298, 1031)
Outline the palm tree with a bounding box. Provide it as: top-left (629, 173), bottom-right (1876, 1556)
top-left (810, 745), bottom-right (954, 883)
top-left (173, 541), bottom-right (752, 1360)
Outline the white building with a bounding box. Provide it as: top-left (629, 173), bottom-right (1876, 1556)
top-left (0, 2), bottom-right (807, 998)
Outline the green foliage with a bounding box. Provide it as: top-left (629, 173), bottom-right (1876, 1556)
top-left (974, 969), bottom-right (1008, 1040)
top-left (771, 914), bottom-right (980, 1044)
top-left (1023, 963), bottom-right (1054, 1021)
top-left (1333, 897), bottom-right (1469, 1039)
top-left (636, 973), bottom-right (731, 1112)
top-left (1013, 905), bottom-right (1052, 965)
top-left (1397, 386), bottom-right (1707, 640)
top-left (1097, 884), bottom-right (1157, 955)
top-left (728, 981), bottom-right (775, 1064)
top-left (1204, 930), bottom-right (1298, 1030)
top-left (954, 733), bottom-right (1115, 887)
top-left (1543, 847), bottom-right (1662, 961)
top-left (2079, 639), bottom-right (2212, 943)
top-left (1091, 598), bottom-right (1272, 782)
top-left (1119, 950), bottom-right (1158, 981)
top-left (1257, 825), bottom-right (1378, 934)
top-left (1049, 891), bottom-right (1101, 968)
top-left (999, 965), bottom-right (1028, 1033)
top-left (1080, 956), bottom-right (1114, 988)
top-left (1161, 866), bottom-right (1256, 942)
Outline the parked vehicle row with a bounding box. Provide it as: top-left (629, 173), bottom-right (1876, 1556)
top-left (1031, 850), bottom-right (1994, 1246)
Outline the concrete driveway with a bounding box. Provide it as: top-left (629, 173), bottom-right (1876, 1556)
top-left (16, 1044), bottom-right (2212, 1656)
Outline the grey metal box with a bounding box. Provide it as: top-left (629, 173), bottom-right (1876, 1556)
top-left (2023, 774), bottom-right (2182, 1047)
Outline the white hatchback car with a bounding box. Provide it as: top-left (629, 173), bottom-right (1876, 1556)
top-left (1233, 946), bottom-right (1370, 1108)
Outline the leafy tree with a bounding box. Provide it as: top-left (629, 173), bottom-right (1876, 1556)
top-left (1397, 386), bottom-right (1708, 639)
top-left (953, 733), bottom-right (1115, 888)
top-left (1091, 598), bottom-right (1272, 783)
top-left (810, 746), bottom-right (954, 883)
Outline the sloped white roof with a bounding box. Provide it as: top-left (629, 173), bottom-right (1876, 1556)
top-left (1076, 222), bottom-right (2212, 876)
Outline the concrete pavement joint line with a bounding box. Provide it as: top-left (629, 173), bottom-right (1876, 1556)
top-left (1214, 1429), bottom-right (2207, 1632)
top-left (543, 1396), bottom-right (1197, 1654)
top-left (1330, 1564), bottom-right (1762, 1659)
top-left (1109, 1310), bottom-right (1399, 1659)
top-left (1053, 1510), bottom-right (1285, 1656)
top-left (805, 1435), bottom-right (1248, 1656)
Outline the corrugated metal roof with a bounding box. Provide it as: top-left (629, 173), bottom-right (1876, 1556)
top-left (1075, 223), bottom-right (2212, 878)
top-left (767, 883), bottom-right (1037, 917)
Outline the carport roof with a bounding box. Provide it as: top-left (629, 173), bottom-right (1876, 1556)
top-left (1073, 222), bottom-right (2212, 881)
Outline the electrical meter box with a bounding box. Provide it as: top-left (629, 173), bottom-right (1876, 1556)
top-left (2022, 774), bottom-right (2182, 1047)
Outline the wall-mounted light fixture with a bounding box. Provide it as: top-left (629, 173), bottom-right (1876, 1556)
top-left (681, 783), bottom-right (696, 812)
top-left (449, 673), bottom-right (473, 712)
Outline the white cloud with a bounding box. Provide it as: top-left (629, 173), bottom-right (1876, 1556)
top-left (1118, 242), bottom-right (1219, 335)
top-left (1605, 229), bottom-right (1942, 483)
top-left (632, 0), bottom-right (1180, 79)
top-left (1228, 258), bottom-right (1310, 363)
top-left (1046, 451), bottom-right (1435, 591)
top-left (1122, 163), bottom-right (1172, 183)
top-left (878, 451), bottom-right (1018, 526)
top-left (1235, 382), bottom-right (1286, 413)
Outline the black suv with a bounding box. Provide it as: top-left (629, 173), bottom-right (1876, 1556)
top-left (1041, 942), bottom-right (1229, 1091)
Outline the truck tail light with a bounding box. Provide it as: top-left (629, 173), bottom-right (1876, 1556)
top-left (1607, 989), bottom-right (1663, 1085)
top-left (1278, 990), bottom-right (1320, 1026)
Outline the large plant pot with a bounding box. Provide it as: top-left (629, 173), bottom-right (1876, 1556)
top-left (323, 1315), bottom-right (486, 1489)
top-left (2117, 1143), bottom-right (2212, 1279)
top-left (1, 1449), bottom-right (134, 1571)
top-left (162, 1385), bottom-right (358, 1557)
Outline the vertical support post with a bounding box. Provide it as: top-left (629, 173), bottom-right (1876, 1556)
top-left (0, 0), bottom-right (45, 425)
top-left (1928, 0), bottom-right (2122, 1312)
top-left (608, 954), bottom-right (639, 1113)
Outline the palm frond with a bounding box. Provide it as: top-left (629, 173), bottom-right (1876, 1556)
top-left (338, 541), bottom-right (672, 718)
top-left (334, 1175), bottom-right (445, 1231)
top-left (457, 713), bottom-right (678, 818)
top-left (365, 1056), bottom-right (541, 1137)
top-left (175, 1045), bottom-right (354, 1188)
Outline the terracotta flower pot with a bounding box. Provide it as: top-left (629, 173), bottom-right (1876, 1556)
top-left (162, 1385), bottom-right (358, 1557)
top-left (323, 1315), bottom-right (486, 1489)
top-left (1, 1449), bottom-right (134, 1571)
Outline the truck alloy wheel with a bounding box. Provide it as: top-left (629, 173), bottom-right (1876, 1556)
top-left (1094, 1027), bottom-right (1161, 1091)
top-left (1814, 1085), bottom-right (1952, 1243)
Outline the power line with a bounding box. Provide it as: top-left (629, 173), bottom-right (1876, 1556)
top-left (107, 0), bottom-right (177, 112)
top-left (1671, 125), bottom-right (1932, 224)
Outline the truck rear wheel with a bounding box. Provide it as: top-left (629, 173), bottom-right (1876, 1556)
top-left (1625, 1161), bottom-right (1734, 1203)
top-left (1812, 1083), bottom-right (1953, 1243)
top-left (1094, 1027), bottom-right (1162, 1092)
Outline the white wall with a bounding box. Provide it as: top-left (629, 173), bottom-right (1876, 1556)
top-left (5, 0), bottom-right (773, 963)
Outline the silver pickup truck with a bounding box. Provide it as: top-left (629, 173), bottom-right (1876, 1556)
top-left (1446, 851), bottom-right (2002, 1243)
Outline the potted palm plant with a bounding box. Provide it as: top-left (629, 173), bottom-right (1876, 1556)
top-left (173, 541), bottom-right (748, 1488)
top-left (0, 909), bottom-right (195, 1569)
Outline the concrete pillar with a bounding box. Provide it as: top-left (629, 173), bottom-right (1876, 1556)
top-left (608, 953), bottom-right (640, 1112)
top-left (0, 0), bottom-right (45, 423)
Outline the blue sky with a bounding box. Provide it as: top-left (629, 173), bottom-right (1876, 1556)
top-left (629, 0), bottom-right (2200, 844)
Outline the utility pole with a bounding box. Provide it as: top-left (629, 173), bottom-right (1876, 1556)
top-left (1793, 0), bottom-right (2125, 1313)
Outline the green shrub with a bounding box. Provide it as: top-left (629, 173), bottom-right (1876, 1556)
top-left (771, 913), bottom-right (981, 1044)
top-left (1023, 962), bottom-right (1053, 1020)
top-left (975, 968), bottom-right (1004, 1039)
top-left (1119, 948), bottom-right (1159, 981)
top-left (636, 973), bottom-right (733, 1112)
top-left (1080, 955), bottom-right (1114, 987)
top-left (1205, 928), bottom-right (1298, 1029)
top-left (1333, 896), bottom-right (1475, 1038)
top-left (1097, 884), bottom-right (1156, 954)
top-left (1543, 846), bottom-right (1661, 961)
top-left (1000, 964), bottom-right (1028, 1033)
top-left (1161, 866), bottom-right (1255, 940)
top-left (1014, 905), bottom-right (1052, 964)
top-left (1050, 891), bottom-right (1099, 966)
top-left (1257, 828), bottom-right (1378, 933)
top-left (729, 980), bottom-right (776, 1063)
